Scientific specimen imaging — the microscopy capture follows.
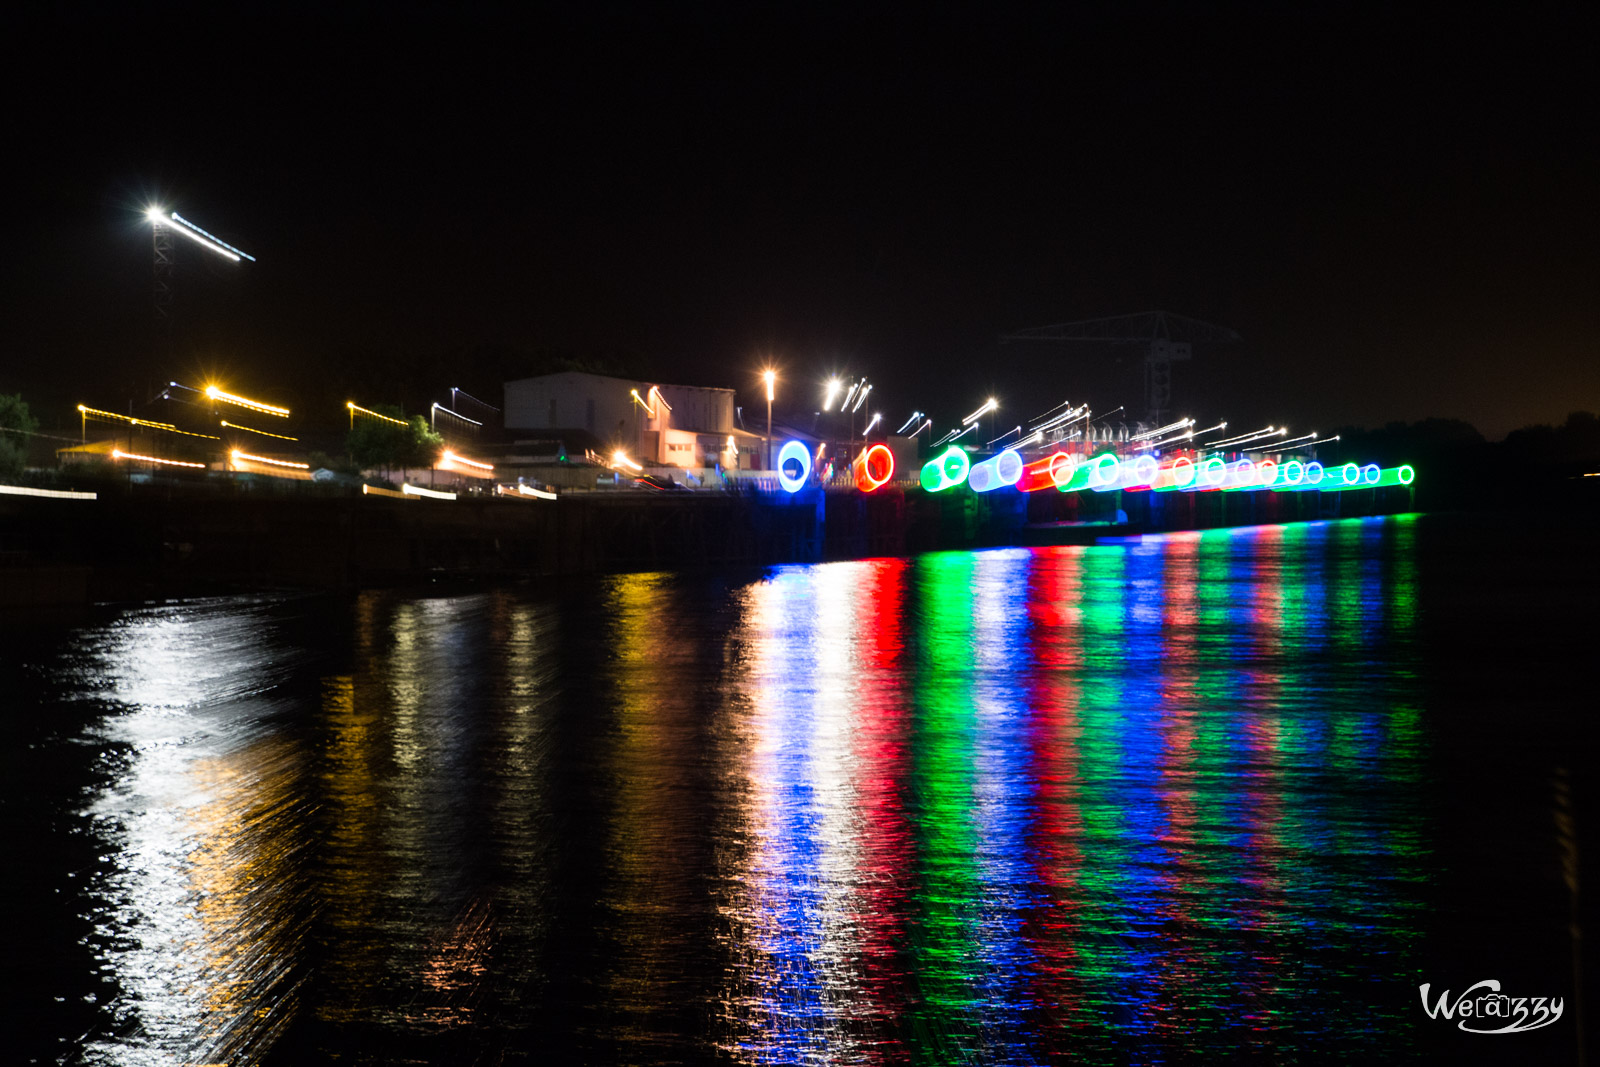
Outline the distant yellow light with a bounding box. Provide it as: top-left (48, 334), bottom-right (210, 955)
top-left (611, 450), bottom-right (643, 472)
top-left (111, 448), bottom-right (206, 469)
top-left (361, 484), bottom-right (411, 499)
top-left (231, 450), bottom-right (309, 470)
top-left (205, 385), bottom-right (289, 417)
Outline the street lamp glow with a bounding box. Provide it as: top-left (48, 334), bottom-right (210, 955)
top-left (440, 450), bottom-right (493, 472)
top-left (763, 370), bottom-right (776, 403)
top-left (231, 450), bottom-right (309, 470)
top-left (823, 378), bottom-right (842, 411)
top-left (111, 448), bottom-right (206, 469)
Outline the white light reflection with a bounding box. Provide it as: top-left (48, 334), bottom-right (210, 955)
top-left (73, 601), bottom-right (305, 1066)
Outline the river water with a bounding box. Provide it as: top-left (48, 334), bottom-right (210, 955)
top-left (7, 513), bottom-right (1591, 1064)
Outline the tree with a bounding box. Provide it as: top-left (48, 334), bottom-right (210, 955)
top-left (346, 406), bottom-right (443, 476)
top-left (0, 393), bottom-right (39, 479)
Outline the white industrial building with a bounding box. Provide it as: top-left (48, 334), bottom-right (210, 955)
top-left (503, 371), bottom-right (768, 470)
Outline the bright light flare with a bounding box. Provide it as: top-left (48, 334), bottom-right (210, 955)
top-left (0, 484), bottom-right (97, 500)
top-left (611, 451), bottom-right (643, 472)
top-left (823, 379), bottom-right (843, 411)
top-left (206, 386), bottom-right (288, 417)
top-left (763, 370), bottom-right (776, 403)
top-left (432, 403), bottom-right (483, 427)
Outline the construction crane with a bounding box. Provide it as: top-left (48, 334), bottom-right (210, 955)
top-left (1001, 310), bottom-right (1240, 426)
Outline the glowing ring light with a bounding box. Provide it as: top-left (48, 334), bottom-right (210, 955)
top-left (1126, 454), bottom-right (1159, 488)
top-left (1397, 464), bottom-right (1415, 485)
top-left (1087, 451), bottom-right (1121, 491)
top-left (994, 448), bottom-right (1023, 487)
top-left (1050, 453), bottom-right (1078, 489)
top-left (854, 443), bottom-right (895, 492)
top-left (1169, 456), bottom-right (1196, 488)
top-left (1256, 460), bottom-right (1278, 487)
top-left (1305, 461), bottom-right (1324, 485)
top-left (1201, 457), bottom-right (1228, 488)
top-left (968, 448), bottom-right (1023, 493)
top-left (968, 458), bottom-right (997, 493)
top-left (1232, 459), bottom-right (1257, 487)
top-left (921, 445), bottom-right (970, 492)
top-left (1361, 463), bottom-right (1381, 485)
top-left (776, 439), bottom-right (811, 493)
top-left (1283, 460), bottom-right (1305, 486)
top-left (1339, 462), bottom-right (1361, 486)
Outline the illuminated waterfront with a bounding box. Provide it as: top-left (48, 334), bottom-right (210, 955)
top-left (9, 513), bottom-right (1587, 1063)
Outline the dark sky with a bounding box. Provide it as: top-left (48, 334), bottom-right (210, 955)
top-left (4, 3), bottom-right (1596, 440)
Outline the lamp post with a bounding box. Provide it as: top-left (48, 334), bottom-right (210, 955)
top-left (763, 370), bottom-right (775, 470)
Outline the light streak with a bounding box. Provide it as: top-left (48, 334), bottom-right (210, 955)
top-left (895, 411), bottom-right (923, 435)
top-left (1188, 421), bottom-right (1228, 440)
top-left (863, 412), bottom-right (881, 435)
top-left (1084, 452), bottom-right (1123, 491)
top-left (515, 484), bottom-right (558, 500)
top-left (219, 420), bottom-right (297, 441)
top-left (1130, 417), bottom-right (1193, 442)
top-left (961, 397), bottom-right (998, 426)
top-left (230, 450), bottom-right (309, 470)
top-left (920, 445), bottom-right (970, 492)
top-left (451, 387), bottom-right (499, 412)
top-left (1209, 425), bottom-right (1281, 449)
top-left (1258, 432), bottom-right (1319, 453)
top-left (402, 483), bottom-right (457, 500)
top-left (911, 419), bottom-right (933, 438)
top-left (361, 484), bottom-right (410, 499)
top-left (440, 450), bottom-right (493, 472)
top-left (986, 425), bottom-right (1022, 447)
top-left (630, 388), bottom-right (658, 417)
top-left (147, 209), bottom-right (255, 262)
top-left (347, 402), bottom-right (408, 427)
top-left (168, 211), bottom-right (255, 261)
top-left (611, 451), bottom-right (643, 472)
top-left (824, 379), bottom-right (843, 412)
top-left (648, 385), bottom-right (672, 411)
top-left (851, 383), bottom-right (873, 413)
top-left (763, 370), bottom-right (775, 403)
top-left (0, 484), bottom-right (97, 500)
top-left (853, 443), bottom-right (894, 492)
top-left (431, 403), bottom-right (483, 427)
top-left (78, 405), bottom-right (176, 430)
top-left (776, 440), bottom-right (812, 493)
top-left (841, 381), bottom-right (861, 411)
top-left (111, 448), bottom-right (205, 469)
top-left (206, 386), bottom-right (288, 417)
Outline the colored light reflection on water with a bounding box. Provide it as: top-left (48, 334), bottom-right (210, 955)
top-left (20, 513), bottom-right (1578, 1063)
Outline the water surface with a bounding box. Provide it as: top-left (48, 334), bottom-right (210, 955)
top-left (8, 513), bottom-right (1589, 1063)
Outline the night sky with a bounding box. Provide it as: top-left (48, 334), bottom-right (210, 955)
top-left (5, 4), bottom-right (1596, 440)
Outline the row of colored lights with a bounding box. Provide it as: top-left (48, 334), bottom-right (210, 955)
top-left (772, 439), bottom-right (1414, 495)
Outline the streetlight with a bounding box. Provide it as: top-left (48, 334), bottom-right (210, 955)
top-left (763, 370), bottom-right (776, 470)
